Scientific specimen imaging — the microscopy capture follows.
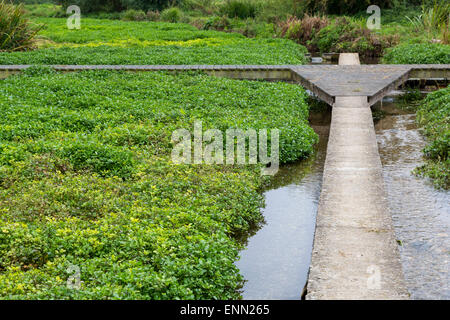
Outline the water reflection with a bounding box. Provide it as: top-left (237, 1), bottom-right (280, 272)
top-left (236, 111), bottom-right (330, 300)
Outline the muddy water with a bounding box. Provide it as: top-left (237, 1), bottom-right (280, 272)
top-left (235, 110), bottom-right (330, 300)
top-left (375, 101), bottom-right (450, 300)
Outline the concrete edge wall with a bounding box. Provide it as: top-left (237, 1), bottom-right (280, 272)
top-left (1, 64), bottom-right (447, 107)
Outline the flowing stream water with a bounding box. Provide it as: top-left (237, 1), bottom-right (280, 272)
top-left (237, 97), bottom-right (449, 300)
top-left (374, 100), bottom-right (450, 299)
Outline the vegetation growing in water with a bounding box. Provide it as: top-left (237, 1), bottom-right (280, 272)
top-left (413, 86), bottom-right (449, 189)
top-left (382, 43), bottom-right (450, 64)
top-left (0, 69), bottom-right (317, 299)
top-left (0, 17), bottom-right (308, 65)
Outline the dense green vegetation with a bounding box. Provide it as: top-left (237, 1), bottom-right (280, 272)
top-left (0, 40), bottom-right (306, 65)
top-left (0, 0), bottom-right (43, 51)
top-left (0, 18), bottom-right (307, 64)
top-left (382, 43), bottom-right (450, 64)
top-left (1, 0), bottom-right (448, 300)
top-left (0, 1), bottom-right (316, 300)
top-left (10, 1), bottom-right (448, 59)
top-left (0, 68), bottom-right (316, 299)
top-left (279, 15), bottom-right (398, 57)
top-left (414, 86), bottom-right (449, 189)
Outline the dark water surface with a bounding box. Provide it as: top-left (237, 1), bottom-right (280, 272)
top-left (235, 111), bottom-right (330, 300)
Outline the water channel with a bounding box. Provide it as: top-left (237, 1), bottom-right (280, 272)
top-left (237, 96), bottom-right (449, 300)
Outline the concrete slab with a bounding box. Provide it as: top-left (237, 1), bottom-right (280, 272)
top-left (339, 53), bottom-right (361, 65)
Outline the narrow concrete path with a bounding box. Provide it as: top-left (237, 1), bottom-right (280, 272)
top-left (306, 54), bottom-right (409, 299)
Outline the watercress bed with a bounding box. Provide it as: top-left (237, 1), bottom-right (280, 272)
top-left (0, 67), bottom-right (317, 299)
top-left (0, 18), bottom-right (307, 65)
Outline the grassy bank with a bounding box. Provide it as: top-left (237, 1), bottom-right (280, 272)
top-left (414, 86), bottom-right (449, 189)
top-left (0, 68), bottom-right (317, 299)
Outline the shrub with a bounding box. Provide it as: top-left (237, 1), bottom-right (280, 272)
top-left (0, 1), bottom-right (43, 51)
top-left (203, 15), bottom-right (231, 31)
top-left (279, 15), bottom-right (329, 50)
top-left (12, 0), bottom-right (58, 3)
top-left (406, 2), bottom-right (450, 33)
top-left (122, 0), bottom-right (180, 11)
top-left (146, 10), bottom-right (160, 21)
top-left (181, 0), bottom-right (216, 15)
top-left (57, 0), bottom-right (124, 13)
top-left (89, 11), bottom-right (122, 19)
top-left (23, 3), bottom-right (65, 18)
top-left (304, 0), bottom-right (393, 15)
top-left (280, 15), bottom-right (397, 57)
top-left (382, 43), bottom-right (450, 64)
top-left (220, 0), bottom-right (257, 19)
top-left (121, 8), bottom-right (146, 21)
top-left (413, 86), bottom-right (450, 189)
top-left (257, 0), bottom-right (305, 23)
top-left (160, 7), bottom-right (181, 23)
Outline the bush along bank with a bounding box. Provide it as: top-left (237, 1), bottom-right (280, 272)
top-left (279, 15), bottom-right (398, 58)
top-left (0, 68), bottom-right (317, 299)
top-left (413, 86), bottom-right (449, 189)
top-left (382, 43), bottom-right (450, 64)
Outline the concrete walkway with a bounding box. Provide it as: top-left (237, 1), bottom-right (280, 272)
top-left (306, 54), bottom-right (409, 299)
